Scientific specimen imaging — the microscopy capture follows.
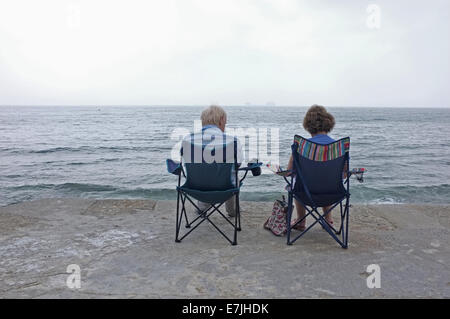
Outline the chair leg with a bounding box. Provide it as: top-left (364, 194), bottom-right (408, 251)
top-left (339, 202), bottom-right (346, 243)
top-left (233, 194), bottom-right (240, 245)
top-left (175, 193), bottom-right (242, 246)
top-left (324, 219), bottom-right (345, 247)
top-left (180, 196), bottom-right (190, 228)
top-left (336, 202), bottom-right (343, 235)
top-left (175, 191), bottom-right (182, 243)
top-left (184, 208), bottom-right (190, 228)
top-left (286, 192), bottom-right (293, 245)
top-left (288, 197), bottom-right (350, 248)
top-left (343, 199), bottom-right (350, 248)
top-left (237, 212), bottom-right (241, 232)
top-left (236, 194), bottom-right (241, 231)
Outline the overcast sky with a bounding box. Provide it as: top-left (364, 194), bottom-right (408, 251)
top-left (0, 0), bottom-right (449, 107)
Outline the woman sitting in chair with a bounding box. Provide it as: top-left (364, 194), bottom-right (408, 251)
top-left (287, 105), bottom-right (336, 231)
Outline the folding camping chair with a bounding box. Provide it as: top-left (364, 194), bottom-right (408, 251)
top-left (166, 138), bottom-right (261, 245)
top-left (282, 135), bottom-right (362, 248)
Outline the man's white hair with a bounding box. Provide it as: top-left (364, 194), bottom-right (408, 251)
top-left (201, 105), bottom-right (227, 127)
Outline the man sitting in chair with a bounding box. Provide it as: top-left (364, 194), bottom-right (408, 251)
top-left (182, 105), bottom-right (243, 217)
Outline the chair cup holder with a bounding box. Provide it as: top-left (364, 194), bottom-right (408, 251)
top-left (251, 166), bottom-right (262, 176)
top-left (247, 161), bottom-right (262, 176)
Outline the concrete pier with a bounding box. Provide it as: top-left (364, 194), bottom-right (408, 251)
top-left (0, 199), bottom-right (449, 298)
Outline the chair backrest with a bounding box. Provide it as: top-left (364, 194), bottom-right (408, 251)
top-left (181, 133), bottom-right (239, 191)
top-left (292, 135), bottom-right (349, 196)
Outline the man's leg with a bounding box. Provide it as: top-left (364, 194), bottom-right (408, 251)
top-left (225, 195), bottom-right (236, 217)
top-left (198, 198), bottom-right (236, 217)
top-left (196, 201), bottom-right (210, 215)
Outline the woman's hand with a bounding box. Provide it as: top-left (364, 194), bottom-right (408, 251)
top-left (285, 155), bottom-right (294, 176)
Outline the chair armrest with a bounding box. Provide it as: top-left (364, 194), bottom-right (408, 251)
top-left (166, 159), bottom-right (182, 176)
top-left (238, 162), bottom-right (263, 171)
top-left (348, 168), bottom-right (366, 182)
top-left (238, 162), bottom-right (263, 184)
top-left (349, 168), bottom-right (366, 174)
top-left (275, 170), bottom-right (294, 177)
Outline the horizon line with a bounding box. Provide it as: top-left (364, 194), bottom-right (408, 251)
top-left (1, 104), bottom-right (449, 109)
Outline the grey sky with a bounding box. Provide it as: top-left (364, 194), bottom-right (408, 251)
top-left (0, 0), bottom-right (448, 107)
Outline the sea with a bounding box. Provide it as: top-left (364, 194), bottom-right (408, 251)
top-left (1, 106), bottom-right (450, 206)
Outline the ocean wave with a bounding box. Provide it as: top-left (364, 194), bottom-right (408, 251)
top-left (28, 145), bottom-right (168, 154)
top-left (32, 147), bottom-right (84, 154)
top-left (352, 184), bottom-right (450, 204)
top-left (4, 183), bottom-right (450, 206)
top-left (10, 183), bottom-right (117, 192)
top-left (10, 184), bottom-right (55, 190)
top-left (54, 183), bottom-right (117, 192)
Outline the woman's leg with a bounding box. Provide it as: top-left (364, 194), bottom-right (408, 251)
top-left (322, 206), bottom-right (333, 224)
top-left (292, 199), bottom-right (306, 230)
top-left (293, 203), bottom-right (334, 228)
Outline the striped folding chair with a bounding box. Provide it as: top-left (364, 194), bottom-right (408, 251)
top-left (284, 135), bottom-right (354, 248)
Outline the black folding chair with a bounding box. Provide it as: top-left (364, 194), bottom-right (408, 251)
top-left (167, 138), bottom-right (261, 245)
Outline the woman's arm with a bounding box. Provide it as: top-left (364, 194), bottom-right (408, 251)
top-left (287, 154), bottom-right (293, 172)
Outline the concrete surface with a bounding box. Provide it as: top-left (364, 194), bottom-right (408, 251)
top-left (0, 198), bottom-right (449, 298)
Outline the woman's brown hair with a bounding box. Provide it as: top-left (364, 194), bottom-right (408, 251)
top-left (303, 104), bottom-right (335, 134)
